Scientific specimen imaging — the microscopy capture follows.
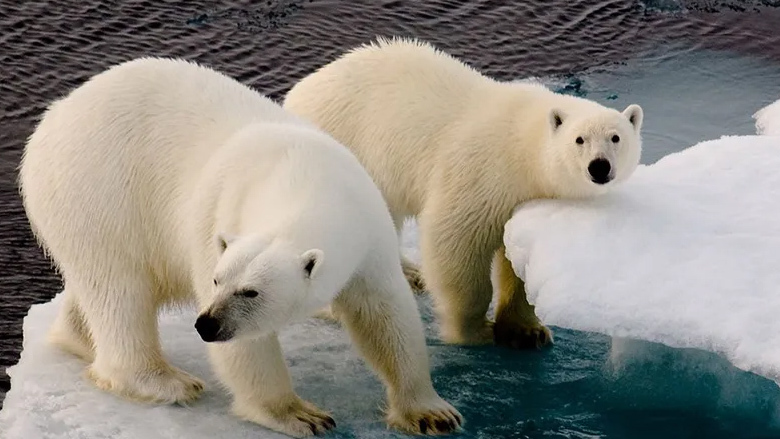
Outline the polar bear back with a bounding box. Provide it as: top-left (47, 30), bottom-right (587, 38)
top-left (284, 38), bottom-right (616, 215)
top-left (285, 39), bottom-right (484, 214)
top-left (19, 58), bottom-right (309, 286)
top-left (25, 57), bottom-right (296, 194)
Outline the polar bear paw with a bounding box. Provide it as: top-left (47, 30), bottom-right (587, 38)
top-left (402, 261), bottom-right (427, 294)
top-left (439, 319), bottom-right (495, 346)
top-left (493, 318), bottom-right (553, 350)
top-left (387, 398), bottom-right (464, 436)
top-left (86, 362), bottom-right (205, 405)
top-left (311, 305), bottom-right (341, 323)
top-left (234, 396), bottom-right (336, 438)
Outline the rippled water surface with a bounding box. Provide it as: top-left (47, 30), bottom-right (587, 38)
top-left (2, 1), bottom-right (780, 436)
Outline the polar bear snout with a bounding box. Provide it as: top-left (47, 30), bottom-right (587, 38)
top-left (588, 158), bottom-right (613, 185)
top-left (195, 313), bottom-right (233, 342)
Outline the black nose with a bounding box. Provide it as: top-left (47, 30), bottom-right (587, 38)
top-left (195, 314), bottom-right (222, 342)
top-left (588, 158), bottom-right (612, 184)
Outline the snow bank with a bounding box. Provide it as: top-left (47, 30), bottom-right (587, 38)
top-left (504, 134), bottom-right (780, 384)
top-left (755, 98), bottom-right (780, 136)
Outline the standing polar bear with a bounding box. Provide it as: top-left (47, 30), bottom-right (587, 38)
top-left (284, 37), bottom-right (644, 349)
top-left (19, 57), bottom-right (463, 437)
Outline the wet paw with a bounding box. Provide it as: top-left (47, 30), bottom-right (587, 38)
top-left (388, 399), bottom-right (464, 436)
top-left (234, 397), bottom-right (336, 438)
top-left (87, 362), bottom-right (205, 405)
top-left (493, 319), bottom-right (553, 349)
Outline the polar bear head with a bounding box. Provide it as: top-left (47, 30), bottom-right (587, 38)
top-left (195, 233), bottom-right (328, 343)
top-left (543, 102), bottom-right (643, 198)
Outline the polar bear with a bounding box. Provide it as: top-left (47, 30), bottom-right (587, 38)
top-left (283, 37), bottom-right (643, 350)
top-left (19, 57), bottom-right (463, 437)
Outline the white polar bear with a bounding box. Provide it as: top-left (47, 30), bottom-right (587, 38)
top-left (283, 37), bottom-right (643, 350)
top-left (19, 57), bottom-right (463, 437)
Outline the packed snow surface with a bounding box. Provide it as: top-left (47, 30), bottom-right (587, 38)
top-left (505, 133), bottom-right (780, 385)
top-left (754, 97), bottom-right (780, 136)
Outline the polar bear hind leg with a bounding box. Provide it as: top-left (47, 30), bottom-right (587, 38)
top-left (401, 255), bottom-right (426, 294)
top-left (392, 213), bottom-right (426, 294)
top-left (48, 285), bottom-right (95, 362)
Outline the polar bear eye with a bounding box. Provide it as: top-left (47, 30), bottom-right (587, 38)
top-left (240, 290), bottom-right (259, 298)
top-left (575, 136), bottom-right (584, 145)
top-left (611, 134), bottom-right (620, 143)
top-left (213, 278), bottom-right (218, 286)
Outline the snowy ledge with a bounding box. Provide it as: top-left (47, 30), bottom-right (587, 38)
top-left (504, 98), bottom-right (780, 386)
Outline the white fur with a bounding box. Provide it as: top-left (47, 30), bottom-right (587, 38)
top-left (283, 37), bottom-right (643, 349)
top-left (19, 57), bottom-right (462, 437)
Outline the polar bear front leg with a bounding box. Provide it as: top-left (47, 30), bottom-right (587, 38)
top-left (493, 247), bottom-right (553, 349)
top-left (207, 334), bottom-right (336, 438)
top-left (418, 204), bottom-right (495, 346)
top-left (76, 274), bottom-right (204, 404)
top-left (333, 275), bottom-right (463, 435)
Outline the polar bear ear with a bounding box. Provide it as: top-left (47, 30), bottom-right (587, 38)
top-left (215, 232), bottom-right (239, 255)
top-left (623, 104), bottom-right (644, 133)
top-left (549, 109), bottom-right (564, 132)
top-left (300, 249), bottom-right (324, 279)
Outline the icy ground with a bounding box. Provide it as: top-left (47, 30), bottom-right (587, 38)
top-left (2, 98), bottom-right (780, 438)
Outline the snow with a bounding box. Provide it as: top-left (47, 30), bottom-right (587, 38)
top-left (755, 97), bottom-right (780, 136)
top-left (504, 103), bottom-right (780, 385)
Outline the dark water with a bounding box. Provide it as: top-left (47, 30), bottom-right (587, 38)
top-left (2, 0), bottom-right (780, 435)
